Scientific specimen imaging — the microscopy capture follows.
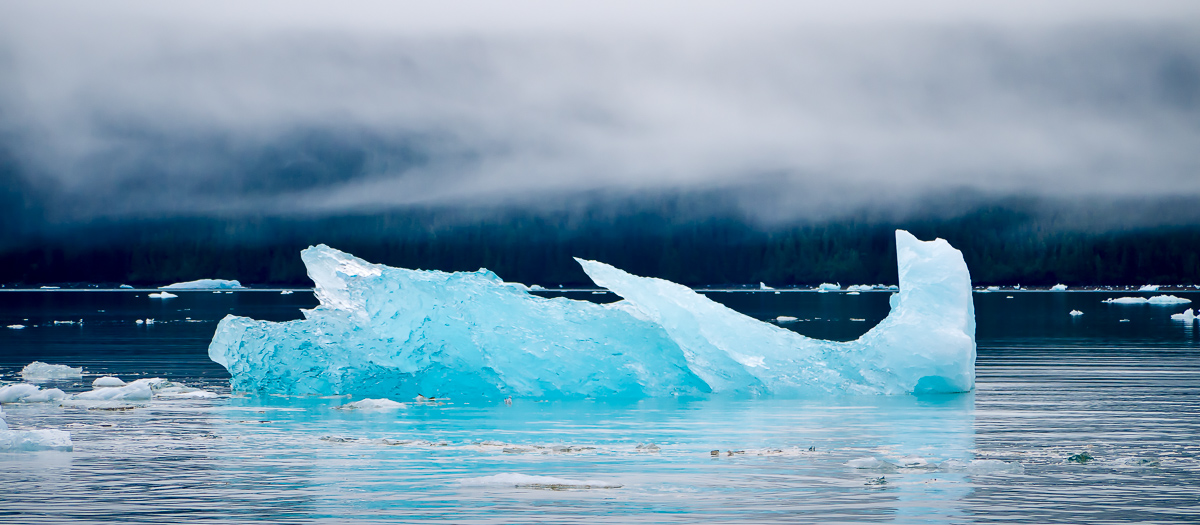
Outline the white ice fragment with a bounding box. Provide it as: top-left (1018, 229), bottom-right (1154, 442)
top-left (208, 230), bottom-right (976, 398)
top-left (0, 428), bottom-right (73, 452)
top-left (1070, 310), bottom-right (1084, 316)
top-left (73, 382), bottom-right (152, 401)
top-left (92, 376), bottom-right (126, 388)
top-left (775, 316), bottom-right (798, 323)
top-left (21, 361), bottom-right (83, 380)
top-left (40, 286), bottom-right (59, 289)
top-left (334, 398), bottom-right (407, 410)
top-left (529, 284), bottom-right (545, 291)
top-left (986, 286), bottom-right (1000, 291)
top-left (1050, 284), bottom-right (1068, 291)
top-left (0, 383), bottom-right (67, 403)
top-left (1138, 284), bottom-right (1160, 291)
top-left (759, 282), bottom-right (774, 290)
top-left (1147, 295), bottom-right (1191, 305)
top-left (135, 319), bottom-right (145, 325)
top-left (1171, 309), bottom-right (1196, 322)
top-left (816, 283), bottom-right (840, 292)
top-left (457, 473), bottom-right (622, 489)
top-left (119, 284), bottom-right (134, 289)
top-left (7, 324), bottom-right (25, 329)
top-left (847, 291), bottom-right (861, 295)
top-left (161, 279), bottom-right (244, 290)
top-left (148, 291), bottom-right (177, 299)
top-left (1104, 295), bottom-right (1191, 305)
top-left (846, 285), bottom-right (873, 292)
top-left (280, 290), bottom-right (293, 295)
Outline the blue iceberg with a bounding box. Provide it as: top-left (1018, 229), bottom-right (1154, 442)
top-left (209, 230), bottom-right (975, 399)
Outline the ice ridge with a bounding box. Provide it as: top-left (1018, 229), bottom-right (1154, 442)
top-left (209, 230), bottom-right (975, 399)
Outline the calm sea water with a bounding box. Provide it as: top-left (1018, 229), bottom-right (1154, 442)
top-left (2, 289), bottom-right (1199, 524)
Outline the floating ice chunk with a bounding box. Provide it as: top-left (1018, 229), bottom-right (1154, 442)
top-left (845, 285), bottom-right (872, 292)
top-left (92, 376), bottom-right (126, 388)
top-left (775, 316), bottom-right (798, 323)
top-left (74, 382), bottom-right (152, 401)
top-left (986, 286), bottom-right (1000, 291)
top-left (161, 279), bottom-right (244, 290)
top-left (209, 230), bottom-right (975, 398)
top-left (759, 282), bottom-right (774, 290)
top-left (334, 398), bottom-right (407, 410)
top-left (1069, 310), bottom-right (1084, 316)
top-left (1050, 284), bottom-right (1068, 291)
top-left (135, 319), bottom-right (145, 325)
top-left (21, 361), bottom-right (83, 380)
top-left (1171, 309), bottom-right (1196, 322)
top-left (1104, 295), bottom-right (1191, 305)
top-left (40, 286), bottom-right (59, 289)
top-left (1147, 295), bottom-right (1191, 305)
top-left (1138, 284), bottom-right (1160, 291)
top-left (529, 284), bottom-right (546, 291)
top-left (816, 283), bottom-right (840, 292)
top-left (280, 290), bottom-right (293, 295)
top-left (0, 423), bottom-right (73, 451)
top-left (0, 383), bottom-right (67, 403)
top-left (847, 291), bottom-right (861, 295)
top-left (7, 324), bottom-right (25, 329)
top-left (119, 284), bottom-right (134, 289)
top-left (148, 291), bottom-right (177, 299)
top-left (458, 473), bottom-right (622, 489)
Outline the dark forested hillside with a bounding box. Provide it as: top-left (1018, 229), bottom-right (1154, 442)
top-left (2, 201), bottom-right (1198, 287)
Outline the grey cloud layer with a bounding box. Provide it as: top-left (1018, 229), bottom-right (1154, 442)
top-left (2, 1), bottom-right (1198, 221)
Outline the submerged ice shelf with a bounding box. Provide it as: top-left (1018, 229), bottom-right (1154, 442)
top-left (209, 230), bottom-right (975, 399)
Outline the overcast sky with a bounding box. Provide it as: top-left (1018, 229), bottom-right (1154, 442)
top-left (2, 0), bottom-right (1198, 223)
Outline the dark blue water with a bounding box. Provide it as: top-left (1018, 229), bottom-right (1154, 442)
top-left (2, 290), bottom-right (1199, 523)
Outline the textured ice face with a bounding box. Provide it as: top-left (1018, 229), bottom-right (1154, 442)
top-left (209, 230), bottom-right (975, 399)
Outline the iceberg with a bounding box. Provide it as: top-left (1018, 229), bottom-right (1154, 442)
top-left (73, 381), bottom-right (152, 401)
top-left (7, 324), bottom-right (25, 329)
top-left (1138, 284), bottom-right (1160, 291)
top-left (1050, 284), bottom-right (1068, 291)
top-left (208, 230), bottom-right (975, 399)
top-left (148, 291), bottom-right (177, 299)
top-left (21, 361), bottom-right (83, 380)
top-left (1172, 309), bottom-right (1196, 322)
top-left (334, 398), bottom-right (406, 410)
top-left (0, 383), bottom-right (67, 403)
top-left (759, 282), bottom-right (774, 290)
top-left (1069, 310), bottom-right (1084, 316)
top-left (92, 376), bottom-right (126, 387)
top-left (161, 279), bottom-right (244, 290)
top-left (816, 283), bottom-right (841, 292)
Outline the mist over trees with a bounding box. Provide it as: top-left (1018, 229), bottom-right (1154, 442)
top-left (3, 200), bottom-right (1198, 287)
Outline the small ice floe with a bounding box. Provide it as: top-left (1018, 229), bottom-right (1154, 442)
top-left (0, 383), bottom-right (68, 403)
top-left (775, 316), bottom-right (798, 323)
top-left (759, 282), bottom-right (774, 290)
top-left (986, 286), bottom-right (1000, 291)
top-left (148, 292), bottom-right (177, 299)
top-left (529, 284), bottom-right (545, 291)
top-left (1171, 309), bottom-right (1196, 322)
top-left (7, 324), bottom-right (25, 329)
top-left (1070, 310), bottom-right (1084, 316)
top-left (334, 398), bottom-right (407, 410)
top-left (73, 381), bottom-right (152, 401)
top-left (146, 379), bottom-right (218, 398)
top-left (280, 290), bottom-right (293, 295)
top-left (846, 284), bottom-right (873, 292)
top-left (847, 291), bottom-right (861, 295)
top-left (161, 279), bottom-right (243, 290)
top-left (850, 318), bottom-right (866, 322)
top-left (1006, 296), bottom-right (1014, 299)
top-left (119, 284), bottom-right (133, 289)
top-left (816, 283), bottom-right (840, 292)
top-left (0, 407), bottom-right (73, 451)
top-left (135, 319), bottom-right (144, 325)
top-left (846, 457), bottom-right (898, 471)
top-left (941, 459), bottom-right (1024, 474)
top-left (458, 473), bottom-right (622, 489)
top-left (1120, 319), bottom-right (1131, 322)
top-left (53, 320), bottom-right (80, 325)
top-left (1138, 284), bottom-right (1160, 292)
top-left (1050, 284), bottom-right (1068, 291)
top-left (39, 286), bottom-right (60, 289)
top-left (92, 376), bottom-right (126, 388)
top-left (21, 361), bottom-right (83, 380)
top-left (1104, 295), bottom-right (1191, 305)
